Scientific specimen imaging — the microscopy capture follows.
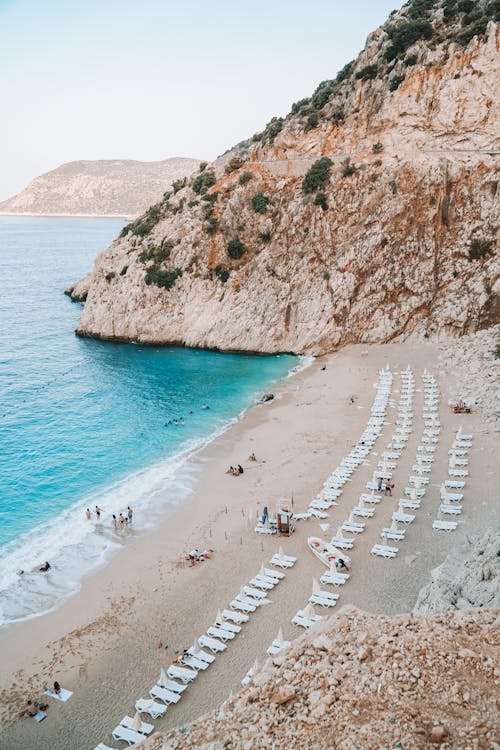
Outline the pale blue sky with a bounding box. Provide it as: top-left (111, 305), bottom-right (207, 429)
top-left (1, 0), bottom-right (397, 200)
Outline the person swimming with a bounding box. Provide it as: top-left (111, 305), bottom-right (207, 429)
top-left (39, 561), bottom-right (51, 572)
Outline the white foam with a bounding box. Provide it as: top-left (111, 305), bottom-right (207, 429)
top-left (0, 420), bottom-right (237, 628)
top-left (0, 360), bottom-right (303, 628)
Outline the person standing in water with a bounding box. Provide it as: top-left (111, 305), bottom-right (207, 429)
top-left (112, 514), bottom-right (117, 528)
top-left (127, 506), bottom-right (133, 523)
top-left (95, 505), bottom-right (102, 520)
top-left (85, 508), bottom-right (91, 520)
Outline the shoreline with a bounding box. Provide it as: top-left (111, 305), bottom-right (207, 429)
top-left (0, 355), bottom-right (307, 631)
top-left (0, 340), bottom-right (497, 750)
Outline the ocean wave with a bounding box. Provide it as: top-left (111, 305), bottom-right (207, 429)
top-left (0, 418), bottom-right (239, 628)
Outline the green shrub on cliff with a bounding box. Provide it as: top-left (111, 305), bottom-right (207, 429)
top-left (302, 157), bottom-right (333, 194)
top-left (192, 170), bottom-right (216, 195)
top-left (225, 157), bottom-right (244, 174)
top-left (214, 265), bottom-right (230, 283)
top-left (355, 64), bottom-right (378, 81)
top-left (310, 79), bottom-right (336, 109)
top-left (227, 239), bottom-right (246, 260)
top-left (314, 192), bottom-right (328, 211)
top-left (252, 193), bottom-right (269, 214)
top-left (468, 237), bottom-right (493, 260)
top-left (384, 19), bottom-right (433, 61)
top-left (145, 267), bottom-right (182, 290)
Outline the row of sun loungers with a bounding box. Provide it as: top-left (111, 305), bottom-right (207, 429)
top-left (293, 370), bottom-right (399, 620)
top-left (433, 426), bottom-right (472, 531)
top-left (96, 554), bottom-right (292, 747)
top-left (373, 370), bottom-right (441, 557)
top-left (369, 367), bottom-right (417, 558)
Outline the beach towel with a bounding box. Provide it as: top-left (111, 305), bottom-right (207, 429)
top-left (34, 710), bottom-right (47, 722)
top-left (44, 688), bottom-right (73, 702)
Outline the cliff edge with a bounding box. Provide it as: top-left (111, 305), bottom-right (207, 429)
top-left (73, 0), bottom-right (499, 353)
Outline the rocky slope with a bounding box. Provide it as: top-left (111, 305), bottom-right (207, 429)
top-left (439, 323), bottom-right (500, 428)
top-left (142, 530), bottom-right (500, 749)
top-left (143, 606), bottom-right (499, 750)
top-left (0, 158), bottom-right (201, 218)
top-left (71, 0), bottom-right (499, 353)
top-left (415, 528), bottom-right (500, 613)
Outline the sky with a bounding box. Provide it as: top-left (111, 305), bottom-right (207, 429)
top-left (0, 0), bottom-right (398, 200)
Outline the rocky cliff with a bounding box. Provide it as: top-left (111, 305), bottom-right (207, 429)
top-left (0, 158), bottom-right (201, 218)
top-left (71, 0), bottom-right (499, 353)
top-left (143, 606), bottom-right (499, 750)
top-left (415, 528), bottom-right (500, 613)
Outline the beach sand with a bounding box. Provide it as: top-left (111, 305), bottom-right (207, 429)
top-left (0, 340), bottom-right (497, 750)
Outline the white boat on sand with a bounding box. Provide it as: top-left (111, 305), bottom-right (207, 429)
top-left (307, 537), bottom-right (351, 570)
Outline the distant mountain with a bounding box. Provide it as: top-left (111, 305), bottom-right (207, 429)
top-left (0, 158), bottom-right (202, 218)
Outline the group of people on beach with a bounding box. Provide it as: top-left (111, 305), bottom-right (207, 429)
top-left (18, 682), bottom-right (60, 719)
top-left (377, 478), bottom-right (394, 496)
top-left (165, 404), bottom-right (210, 427)
top-left (85, 505), bottom-right (134, 527)
top-left (187, 548), bottom-right (213, 565)
top-left (226, 464), bottom-right (244, 476)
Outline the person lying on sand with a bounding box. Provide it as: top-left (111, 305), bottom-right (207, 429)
top-left (19, 701), bottom-right (37, 718)
top-left (19, 700), bottom-right (47, 718)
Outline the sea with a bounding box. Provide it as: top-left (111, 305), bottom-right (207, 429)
top-left (0, 216), bottom-right (300, 628)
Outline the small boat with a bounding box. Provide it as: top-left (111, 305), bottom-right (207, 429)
top-left (307, 537), bottom-right (351, 569)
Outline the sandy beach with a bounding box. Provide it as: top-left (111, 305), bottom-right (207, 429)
top-left (0, 340), bottom-right (498, 750)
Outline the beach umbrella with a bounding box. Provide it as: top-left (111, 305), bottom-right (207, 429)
top-left (278, 546), bottom-right (285, 559)
top-left (159, 667), bottom-right (167, 686)
top-left (390, 519), bottom-right (398, 531)
top-left (414, 478), bottom-right (422, 489)
top-left (192, 638), bottom-right (200, 655)
top-left (458, 424), bottom-right (463, 436)
top-left (277, 626), bottom-right (284, 643)
top-left (348, 512), bottom-right (355, 524)
top-left (440, 483), bottom-right (447, 499)
top-left (304, 603), bottom-right (315, 618)
top-left (312, 578), bottom-right (321, 594)
top-left (260, 562), bottom-right (265, 576)
top-left (131, 711), bottom-right (143, 731)
top-left (240, 586), bottom-right (247, 599)
top-left (336, 525), bottom-right (343, 539)
top-left (319, 523), bottom-right (330, 533)
top-left (329, 561), bottom-right (337, 574)
top-left (410, 487), bottom-right (418, 500)
top-left (215, 609), bottom-right (223, 625)
top-left (358, 497), bottom-right (365, 508)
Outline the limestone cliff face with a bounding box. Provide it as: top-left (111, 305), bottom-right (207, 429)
top-left (0, 158), bottom-right (201, 218)
top-left (73, 4), bottom-right (499, 354)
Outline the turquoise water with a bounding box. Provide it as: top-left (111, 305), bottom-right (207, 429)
top-left (0, 216), bottom-right (298, 626)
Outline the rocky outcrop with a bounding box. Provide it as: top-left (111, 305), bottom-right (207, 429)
top-left (0, 158), bottom-right (201, 218)
top-left (439, 324), bottom-right (500, 427)
top-left (143, 606), bottom-right (499, 750)
top-left (73, 2), bottom-right (499, 353)
top-left (415, 529), bottom-right (500, 613)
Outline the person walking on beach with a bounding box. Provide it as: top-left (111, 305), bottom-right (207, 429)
top-left (95, 505), bottom-right (102, 520)
top-left (85, 508), bottom-right (91, 521)
top-left (127, 506), bottom-right (133, 523)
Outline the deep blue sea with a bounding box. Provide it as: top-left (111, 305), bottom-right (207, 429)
top-left (0, 216), bottom-right (298, 627)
